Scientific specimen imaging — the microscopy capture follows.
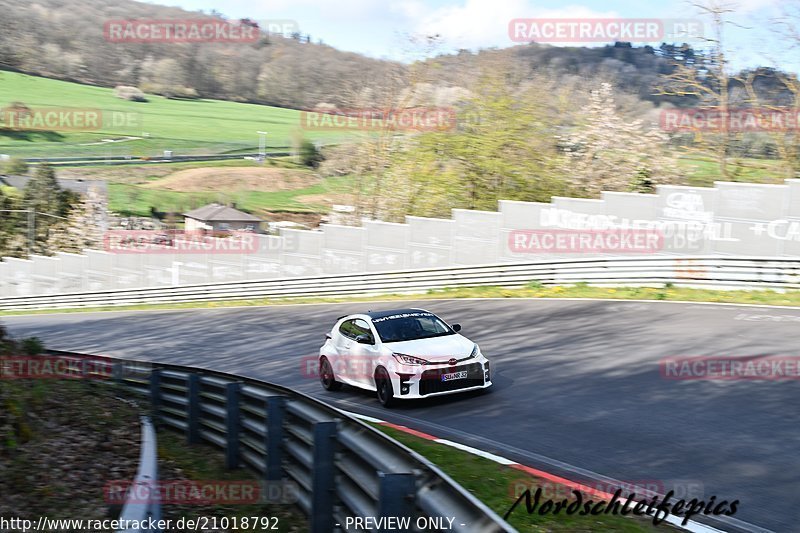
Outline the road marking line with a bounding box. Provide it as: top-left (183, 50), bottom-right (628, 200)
top-left (347, 410), bottom-right (728, 533)
top-left (434, 438), bottom-right (517, 465)
top-left (348, 412), bottom-right (384, 424)
top-left (381, 421), bottom-right (439, 441)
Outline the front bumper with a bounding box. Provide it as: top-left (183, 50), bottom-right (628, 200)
top-left (392, 360), bottom-right (492, 399)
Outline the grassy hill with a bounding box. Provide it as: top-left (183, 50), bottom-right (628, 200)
top-left (0, 0), bottom-right (401, 111)
top-left (0, 72), bottom-right (355, 158)
top-left (99, 160), bottom-right (354, 218)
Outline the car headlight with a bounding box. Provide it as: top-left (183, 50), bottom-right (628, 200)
top-left (470, 344), bottom-right (480, 358)
top-left (392, 353), bottom-right (429, 366)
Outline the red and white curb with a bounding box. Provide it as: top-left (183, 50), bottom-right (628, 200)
top-left (348, 411), bottom-right (725, 533)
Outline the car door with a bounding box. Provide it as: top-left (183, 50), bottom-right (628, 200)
top-left (347, 318), bottom-right (381, 389)
top-left (333, 319), bottom-right (358, 386)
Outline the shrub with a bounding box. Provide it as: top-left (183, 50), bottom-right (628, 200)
top-left (1, 157), bottom-right (28, 175)
top-left (21, 337), bottom-right (44, 356)
top-left (299, 139), bottom-right (324, 168)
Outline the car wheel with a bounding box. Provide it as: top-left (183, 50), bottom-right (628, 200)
top-left (375, 367), bottom-right (396, 407)
top-left (319, 357), bottom-right (341, 391)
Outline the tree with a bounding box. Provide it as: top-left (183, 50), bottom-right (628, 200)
top-left (23, 164), bottom-right (61, 216)
top-left (737, 68), bottom-right (800, 179)
top-left (0, 184), bottom-right (27, 258)
top-left (656, 1), bottom-right (738, 179)
top-left (328, 59), bottom-right (571, 221)
top-left (46, 187), bottom-right (105, 253)
top-left (1, 158), bottom-right (29, 175)
top-left (21, 164), bottom-right (77, 254)
top-left (560, 82), bottom-right (680, 197)
top-left (763, 5), bottom-right (800, 177)
top-left (299, 140), bottom-right (323, 168)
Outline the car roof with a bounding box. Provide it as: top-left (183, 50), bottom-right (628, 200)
top-left (335, 308), bottom-right (433, 323)
top-left (364, 308), bottom-right (431, 319)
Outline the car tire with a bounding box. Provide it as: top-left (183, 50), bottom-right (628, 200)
top-left (375, 367), bottom-right (396, 408)
top-left (319, 357), bottom-right (342, 391)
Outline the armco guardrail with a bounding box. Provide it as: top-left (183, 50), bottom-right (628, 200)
top-left (4, 256), bottom-right (800, 310)
top-left (117, 416), bottom-right (161, 533)
top-left (48, 350), bottom-right (514, 533)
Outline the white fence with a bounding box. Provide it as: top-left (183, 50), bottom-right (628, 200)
top-left (4, 180), bottom-right (800, 298)
top-left (3, 256), bottom-right (800, 310)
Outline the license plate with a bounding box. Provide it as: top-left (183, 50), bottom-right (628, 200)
top-left (441, 370), bottom-right (468, 382)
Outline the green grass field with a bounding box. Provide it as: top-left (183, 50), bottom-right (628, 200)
top-left (108, 172), bottom-right (352, 216)
top-left (0, 71), bottom-right (356, 158)
top-left (678, 155), bottom-right (790, 186)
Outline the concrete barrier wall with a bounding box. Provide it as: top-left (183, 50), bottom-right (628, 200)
top-left (3, 179), bottom-right (800, 297)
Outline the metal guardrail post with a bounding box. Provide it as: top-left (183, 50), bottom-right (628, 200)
top-left (265, 396), bottom-right (286, 482)
top-left (187, 373), bottom-right (200, 444)
top-left (225, 382), bottom-right (241, 469)
top-left (378, 472), bottom-right (415, 532)
top-left (310, 421), bottom-right (337, 533)
top-left (149, 369), bottom-right (161, 426)
top-left (112, 362), bottom-right (123, 384)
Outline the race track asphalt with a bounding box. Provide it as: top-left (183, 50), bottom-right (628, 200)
top-left (4, 299), bottom-right (799, 532)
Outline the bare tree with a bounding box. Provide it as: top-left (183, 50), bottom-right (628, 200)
top-left (657, 1), bottom-right (739, 179)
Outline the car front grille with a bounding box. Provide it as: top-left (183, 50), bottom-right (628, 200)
top-left (419, 363), bottom-right (484, 396)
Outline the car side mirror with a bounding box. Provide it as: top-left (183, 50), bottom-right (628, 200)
top-left (356, 334), bottom-right (374, 344)
top-left (452, 324), bottom-right (461, 332)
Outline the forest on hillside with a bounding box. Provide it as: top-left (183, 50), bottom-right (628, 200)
top-left (1, 0), bottom-right (796, 113)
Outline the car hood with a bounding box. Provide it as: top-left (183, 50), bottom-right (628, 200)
top-left (384, 334), bottom-right (475, 362)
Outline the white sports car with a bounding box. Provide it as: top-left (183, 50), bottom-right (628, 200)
top-left (318, 308), bottom-right (492, 407)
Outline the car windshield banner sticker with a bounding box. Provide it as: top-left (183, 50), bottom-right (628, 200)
top-left (372, 312), bottom-right (435, 323)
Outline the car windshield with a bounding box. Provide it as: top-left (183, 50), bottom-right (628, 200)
top-left (372, 312), bottom-right (454, 343)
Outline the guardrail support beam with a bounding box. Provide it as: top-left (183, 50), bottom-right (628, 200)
top-left (149, 369), bottom-right (162, 427)
top-left (265, 396), bottom-right (286, 482)
top-left (310, 421), bottom-right (337, 533)
top-left (187, 374), bottom-right (201, 444)
top-left (378, 472), bottom-right (415, 530)
top-left (225, 382), bottom-right (242, 469)
top-left (112, 362), bottom-right (123, 384)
